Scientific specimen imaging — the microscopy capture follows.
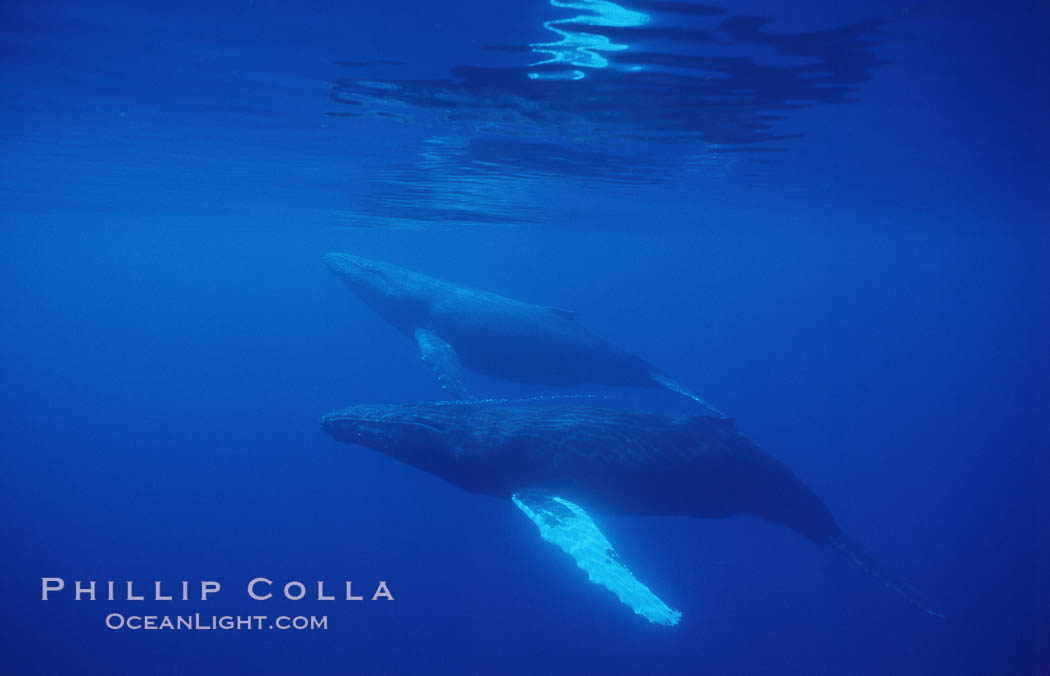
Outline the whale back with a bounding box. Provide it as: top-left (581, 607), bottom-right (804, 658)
top-left (326, 401), bottom-right (842, 543)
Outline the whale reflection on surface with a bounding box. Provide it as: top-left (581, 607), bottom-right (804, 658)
top-left (328, 1), bottom-right (892, 227)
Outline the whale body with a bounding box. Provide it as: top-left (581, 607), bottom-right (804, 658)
top-left (323, 252), bottom-right (719, 411)
top-left (321, 400), bottom-right (940, 624)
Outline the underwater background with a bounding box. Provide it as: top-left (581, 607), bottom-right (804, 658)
top-left (1, 0), bottom-right (1048, 674)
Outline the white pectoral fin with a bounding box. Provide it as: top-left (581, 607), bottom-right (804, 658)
top-left (512, 492), bottom-right (682, 627)
top-left (414, 328), bottom-right (473, 400)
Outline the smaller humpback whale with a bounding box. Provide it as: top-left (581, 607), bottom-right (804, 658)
top-left (323, 253), bottom-right (720, 412)
top-left (321, 400), bottom-right (941, 625)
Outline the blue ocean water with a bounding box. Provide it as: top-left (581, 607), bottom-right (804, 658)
top-left (1, 0), bottom-right (1048, 673)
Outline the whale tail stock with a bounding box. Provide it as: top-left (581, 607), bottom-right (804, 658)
top-left (652, 372), bottom-right (942, 618)
top-left (829, 532), bottom-right (944, 618)
top-left (649, 372), bottom-right (727, 417)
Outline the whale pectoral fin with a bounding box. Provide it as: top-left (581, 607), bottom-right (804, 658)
top-left (414, 328), bottom-right (473, 400)
top-left (511, 492), bottom-right (682, 627)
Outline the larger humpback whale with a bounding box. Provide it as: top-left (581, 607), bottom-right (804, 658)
top-left (323, 253), bottom-right (719, 411)
top-left (321, 400), bottom-right (941, 625)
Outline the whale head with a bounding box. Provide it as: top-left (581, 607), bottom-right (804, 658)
top-left (320, 401), bottom-right (527, 496)
top-left (323, 253), bottom-right (434, 331)
top-left (320, 402), bottom-right (465, 475)
top-left (323, 253), bottom-right (403, 297)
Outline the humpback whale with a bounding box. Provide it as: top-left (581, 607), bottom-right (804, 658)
top-left (321, 400), bottom-right (941, 625)
top-left (323, 253), bottom-right (719, 412)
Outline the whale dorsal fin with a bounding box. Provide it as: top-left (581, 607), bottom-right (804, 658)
top-left (701, 415), bottom-right (737, 430)
top-left (414, 328), bottom-right (473, 400)
top-left (512, 491), bottom-right (681, 627)
top-left (544, 306), bottom-right (577, 320)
